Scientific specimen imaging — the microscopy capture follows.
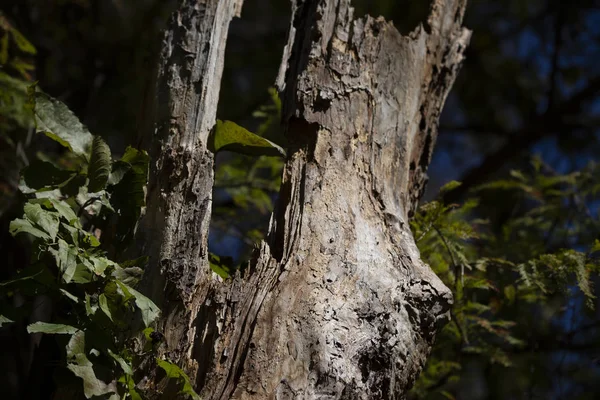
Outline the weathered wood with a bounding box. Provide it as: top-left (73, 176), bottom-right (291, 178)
top-left (203, 0), bottom-right (471, 398)
top-left (140, 0), bottom-right (469, 398)
top-left (135, 0), bottom-right (243, 394)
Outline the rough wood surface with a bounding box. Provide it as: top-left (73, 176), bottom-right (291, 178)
top-left (139, 0), bottom-right (470, 398)
top-left (203, 0), bottom-right (471, 399)
top-left (135, 0), bottom-right (243, 394)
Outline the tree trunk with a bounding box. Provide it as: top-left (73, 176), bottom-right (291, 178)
top-left (138, 0), bottom-right (470, 399)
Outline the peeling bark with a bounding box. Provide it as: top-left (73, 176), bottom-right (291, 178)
top-left (140, 0), bottom-right (470, 399)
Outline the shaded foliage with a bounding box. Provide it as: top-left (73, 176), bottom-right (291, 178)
top-left (410, 164), bottom-right (600, 399)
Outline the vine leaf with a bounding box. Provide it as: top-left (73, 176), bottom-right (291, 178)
top-left (209, 119), bottom-right (285, 157)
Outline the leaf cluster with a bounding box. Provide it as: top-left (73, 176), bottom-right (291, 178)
top-left (410, 164), bottom-right (600, 399)
top-left (0, 87), bottom-right (198, 399)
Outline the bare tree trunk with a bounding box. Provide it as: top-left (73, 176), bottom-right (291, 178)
top-left (135, 0), bottom-right (244, 393)
top-left (139, 0), bottom-right (470, 399)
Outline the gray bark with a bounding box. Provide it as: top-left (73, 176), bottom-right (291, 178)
top-left (135, 0), bottom-right (244, 392)
top-left (139, 0), bottom-right (470, 399)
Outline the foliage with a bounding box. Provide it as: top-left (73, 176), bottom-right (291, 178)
top-left (0, 11), bottom-right (37, 216)
top-left (209, 119), bottom-right (285, 157)
top-left (0, 84), bottom-right (198, 399)
top-left (410, 163), bottom-right (600, 399)
top-left (210, 87), bottom-right (284, 269)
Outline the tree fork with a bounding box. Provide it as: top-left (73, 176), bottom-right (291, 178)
top-left (139, 0), bottom-right (470, 398)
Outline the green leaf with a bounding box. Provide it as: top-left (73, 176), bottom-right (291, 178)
top-left (66, 331), bottom-right (118, 398)
top-left (89, 256), bottom-right (113, 275)
top-left (87, 136), bottom-right (112, 192)
top-left (71, 264), bottom-right (93, 284)
top-left (504, 285), bottom-right (516, 303)
top-left (209, 120), bottom-right (286, 157)
top-left (209, 253), bottom-right (233, 279)
top-left (82, 231), bottom-right (100, 247)
top-left (19, 160), bottom-right (74, 194)
top-left (27, 321), bottom-right (79, 334)
top-left (60, 289), bottom-right (79, 303)
top-left (98, 294), bottom-right (113, 322)
top-left (108, 349), bottom-right (132, 375)
top-left (32, 91), bottom-right (93, 157)
top-left (112, 265), bottom-right (144, 286)
top-left (439, 180), bottom-right (462, 195)
top-left (47, 199), bottom-right (80, 226)
top-left (108, 160), bottom-right (131, 185)
top-left (156, 359), bottom-right (201, 400)
top-left (142, 327), bottom-right (155, 341)
top-left (9, 26), bottom-right (37, 54)
top-left (50, 239), bottom-right (78, 283)
top-left (23, 202), bottom-right (60, 241)
top-left (118, 374), bottom-right (142, 400)
top-left (119, 283), bottom-right (160, 327)
top-left (109, 147), bottom-right (149, 246)
top-left (0, 71), bottom-right (33, 128)
top-left (61, 223), bottom-right (80, 246)
top-left (0, 315), bottom-right (14, 327)
top-left (9, 218), bottom-right (51, 240)
top-left (85, 293), bottom-right (98, 316)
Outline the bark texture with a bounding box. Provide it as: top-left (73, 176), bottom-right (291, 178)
top-left (135, 0), bottom-right (243, 392)
top-left (140, 0), bottom-right (470, 399)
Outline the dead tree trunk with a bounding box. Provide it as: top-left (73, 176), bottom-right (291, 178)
top-left (138, 0), bottom-right (470, 398)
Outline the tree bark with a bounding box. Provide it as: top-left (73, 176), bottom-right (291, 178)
top-left (135, 0), bottom-right (244, 393)
top-left (139, 0), bottom-right (470, 399)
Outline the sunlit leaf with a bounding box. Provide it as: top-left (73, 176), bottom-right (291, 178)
top-left (156, 358), bottom-right (201, 400)
top-left (208, 253), bottom-right (233, 279)
top-left (108, 349), bottom-right (132, 375)
top-left (60, 288), bottom-right (79, 303)
top-left (209, 119), bottom-right (285, 157)
top-left (439, 180), bottom-right (462, 195)
top-left (23, 202), bottom-right (60, 241)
